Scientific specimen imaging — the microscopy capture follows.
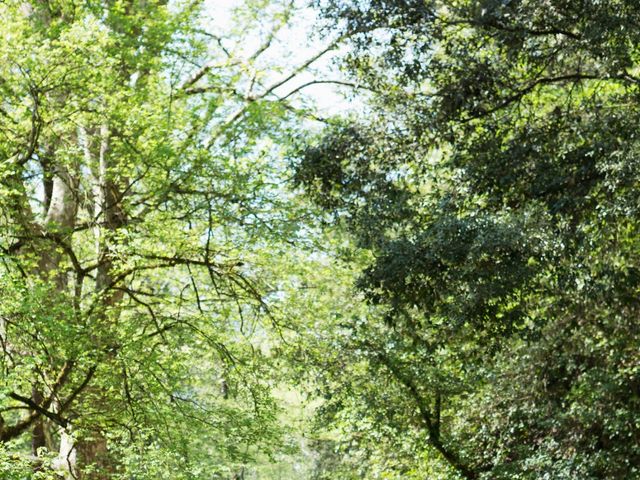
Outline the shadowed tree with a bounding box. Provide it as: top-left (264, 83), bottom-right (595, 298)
top-left (294, 0), bottom-right (640, 478)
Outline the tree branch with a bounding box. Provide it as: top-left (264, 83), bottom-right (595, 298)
top-left (370, 347), bottom-right (480, 480)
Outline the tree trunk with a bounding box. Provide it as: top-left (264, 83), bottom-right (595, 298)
top-left (37, 157), bottom-right (79, 475)
top-left (59, 124), bottom-right (125, 480)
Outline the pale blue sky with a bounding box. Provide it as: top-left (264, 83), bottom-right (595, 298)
top-left (202, 0), bottom-right (357, 117)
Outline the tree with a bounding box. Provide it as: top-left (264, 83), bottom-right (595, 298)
top-left (0, 0), bottom-right (339, 478)
top-left (295, 0), bottom-right (640, 478)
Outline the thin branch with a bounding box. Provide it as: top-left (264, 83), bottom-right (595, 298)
top-left (258, 36), bottom-right (344, 99)
top-left (247, 0), bottom-right (295, 62)
top-left (279, 79), bottom-right (364, 101)
top-left (461, 72), bottom-right (604, 122)
top-left (1, 361), bottom-right (74, 440)
top-left (367, 344), bottom-right (480, 480)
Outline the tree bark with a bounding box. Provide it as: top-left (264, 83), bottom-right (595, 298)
top-left (63, 123), bottom-right (124, 480)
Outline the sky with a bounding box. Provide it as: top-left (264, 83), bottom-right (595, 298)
top-left (202, 0), bottom-right (357, 117)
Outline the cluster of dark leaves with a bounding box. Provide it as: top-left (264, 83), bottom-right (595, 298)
top-left (296, 0), bottom-right (640, 478)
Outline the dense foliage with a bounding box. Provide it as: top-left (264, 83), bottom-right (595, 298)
top-left (2, 0), bottom-right (639, 479)
top-left (0, 0), bottom-right (330, 478)
top-left (294, 0), bottom-right (640, 478)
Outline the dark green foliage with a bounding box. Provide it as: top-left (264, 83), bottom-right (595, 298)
top-left (296, 1), bottom-right (640, 478)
